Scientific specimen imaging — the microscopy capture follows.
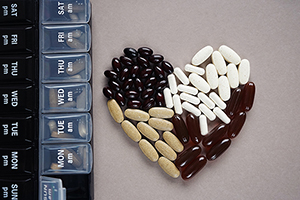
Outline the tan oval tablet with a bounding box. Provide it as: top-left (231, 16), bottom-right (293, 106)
top-left (121, 120), bottom-right (142, 142)
top-left (124, 109), bottom-right (150, 122)
top-left (107, 99), bottom-right (124, 123)
top-left (148, 107), bottom-right (174, 118)
top-left (155, 140), bottom-right (177, 161)
top-left (148, 118), bottom-right (173, 131)
top-left (163, 131), bottom-right (184, 153)
top-left (139, 139), bottom-right (159, 162)
top-left (137, 122), bottom-right (159, 141)
top-left (158, 157), bottom-right (180, 178)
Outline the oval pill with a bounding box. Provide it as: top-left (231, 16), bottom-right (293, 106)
top-left (189, 73), bottom-right (210, 93)
top-left (177, 84), bottom-right (198, 95)
top-left (191, 45), bottom-right (213, 66)
top-left (139, 139), bottom-right (159, 162)
top-left (181, 155), bottom-right (207, 180)
top-left (174, 67), bottom-right (189, 85)
top-left (163, 131), bottom-right (184, 153)
top-left (148, 107), bottom-right (174, 119)
top-left (137, 122), bottom-right (159, 141)
top-left (240, 81), bottom-right (255, 112)
top-left (227, 63), bottom-right (239, 89)
top-left (213, 107), bottom-right (231, 124)
top-left (148, 118), bottom-right (173, 131)
top-left (199, 104), bottom-right (216, 121)
top-left (180, 93), bottom-right (200, 105)
top-left (186, 114), bottom-right (202, 144)
top-left (182, 101), bottom-right (201, 117)
top-left (121, 120), bottom-right (142, 142)
top-left (175, 145), bottom-right (201, 168)
top-left (163, 88), bottom-right (173, 108)
top-left (184, 64), bottom-right (205, 75)
top-left (124, 109), bottom-right (150, 122)
top-left (227, 112), bottom-right (246, 139)
top-left (206, 63), bottom-right (219, 90)
top-left (197, 92), bottom-right (215, 109)
top-left (199, 115), bottom-right (208, 136)
top-left (158, 157), bottom-right (180, 178)
top-left (212, 51), bottom-right (227, 75)
top-left (172, 114), bottom-right (190, 144)
top-left (107, 99), bottom-right (124, 123)
top-left (209, 92), bottom-right (226, 110)
top-left (206, 138), bottom-right (231, 161)
top-left (167, 74), bottom-right (177, 94)
top-left (218, 76), bottom-right (231, 101)
top-left (155, 140), bottom-right (177, 161)
top-left (173, 94), bottom-right (183, 115)
top-left (219, 45), bottom-right (241, 65)
top-left (238, 59), bottom-right (250, 85)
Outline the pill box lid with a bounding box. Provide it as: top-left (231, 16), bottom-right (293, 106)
top-left (40, 176), bottom-right (66, 200)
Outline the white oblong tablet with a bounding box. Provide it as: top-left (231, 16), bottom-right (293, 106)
top-left (218, 76), bottom-right (231, 101)
top-left (191, 45), bottom-right (213, 66)
top-left (177, 84), bottom-right (198, 95)
top-left (213, 107), bottom-right (231, 124)
top-left (173, 94), bottom-right (183, 115)
top-left (206, 63), bottom-right (219, 90)
top-left (163, 88), bottom-right (173, 108)
top-left (180, 93), bottom-right (200, 105)
top-left (212, 51), bottom-right (227, 75)
top-left (227, 63), bottom-right (239, 89)
top-left (189, 73), bottom-right (210, 93)
top-left (199, 104), bottom-right (216, 121)
top-left (219, 45), bottom-right (241, 65)
top-left (199, 115), bottom-right (208, 136)
top-left (197, 92), bottom-right (215, 109)
top-left (174, 67), bottom-right (189, 85)
top-left (182, 101), bottom-right (201, 116)
top-left (209, 92), bottom-right (226, 110)
top-left (184, 64), bottom-right (205, 75)
top-left (167, 74), bottom-right (177, 94)
top-left (239, 59), bottom-right (250, 85)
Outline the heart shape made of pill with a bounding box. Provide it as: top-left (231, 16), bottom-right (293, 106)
top-left (103, 46), bottom-right (255, 180)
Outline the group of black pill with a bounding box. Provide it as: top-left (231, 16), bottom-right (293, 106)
top-left (103, 47), bottom-right (174, 110)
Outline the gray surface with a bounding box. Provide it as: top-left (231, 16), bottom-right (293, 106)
top-left (91, 0), bottom-right (300, 199)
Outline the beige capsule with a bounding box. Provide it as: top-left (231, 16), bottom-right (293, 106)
top-left (51, 131), bottom-right (74, 138)
top-left (124, 109), bottom-right (150, 122)
top-left (139, 139), bottom-right (159, 162)
top-left (158, 157), bottom-right (180, 178)
top-left (121, 120), bottom-right (142, 142)
top-left (148, 118), bottom-right (173, 131)
top-left (163, 131), bottom-right (184, 153)
top-left (148, 107), bottom-right (174, 119)
top-left (137, 122), bottom-right (159, 141)
top-left (67, 59), bottom-right (85, 75)
top-left (107, 99), bottom-right (124, 123)
top-left (155, 140), bottom-right (177, 161)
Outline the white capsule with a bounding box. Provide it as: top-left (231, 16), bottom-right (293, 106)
top-left (206, 63), bottom-right (219, 90)
top-left (199, 104), bottom-right (216, 121)
top-left (197, 92), bottom-right (215, 109)
top-left (189, 73), bottom-right (210, 93)
top-left (191, 45), bottom-right (213, 66)
top-left (218, 76), bottom-right (231, 101)
top-left (180, 93), bottom-right (200, 105)
top-left (209, 92), bottom-right (226, 110)
top-left (174, 67), bottom-right (189, 85)
top-left (163, 88), bottom-right (173, 108)
top-left (199, 115), bottom-right (208, 136)
top-left (238, 59), bottom-right (250, 85)
top-left (177, 84), bottom-right (198, 95)
top-left (227, 63), bottom-right (239, 88)
top-left (173, 94), bottom-right (183, 115)
top-left (182, 102), bottom-right (201, 116)
top-left (184, 64), bottom-right (205, 75)
top-left (167, 74), bottom-right (177, 94)
top-left (218, 45), bottom-right (241, 65)
top-left (213, 107), bottom-right (231, 124)
top-left (212, 51), bottom-right (227, 75)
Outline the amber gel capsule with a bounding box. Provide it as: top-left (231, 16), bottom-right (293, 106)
top-left (175, 145), bottom-right (201, 169)
top-left (202, 124), bottom-right (228, 148)
top-left (172, 114), bottom-right (190, 144)
top-left (186, 113), bottom-right (202, 144)
top-left (227, 112), bottom-right (246, 139)
top-left (181, 155), bottom-right (207, 180)
top-left (225, 87), bottom-right (242, 117)
top-left (240, 82), bottom-right (255, 112)
top-left (206, 138), bottom-right (231, 161)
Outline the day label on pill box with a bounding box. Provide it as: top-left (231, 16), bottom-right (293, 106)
top-left (0, 1), bottom-right (29, 23)
top-left (0, 177), bottom-right (34, 200)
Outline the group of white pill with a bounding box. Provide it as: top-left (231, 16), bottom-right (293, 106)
top-left (163, 45), bottom-right (250, 135)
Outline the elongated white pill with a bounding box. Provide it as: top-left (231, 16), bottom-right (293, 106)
top-left (177, 84), bottom-right (198, 95)
top-left (199, 104), bottom-right (216, 121)
top-left (199, 115), bottom-right (208, 136)
top-left (213, 107), bottom-right (231, 124)
top-left (167, 74), bottom-right (177, 94)
top-left (238, 59), bottom-right (250, 85)
top-left (197, 92), bottom-right (215, 109)
top-left (184, 64), bottom-right (205, 75)
top-left (180, 93), bottom-right (200, 105)
top-left (189, 73), bottom-right (210, 93)
top-left (212, 51), bottom-right (227, 75)
top-left (173, 94), bottom-right (183, 115)
top-left (206, 63), bottom-right (219, 90)
top-left (209, 92), bottom-right (226, 110)
top-left (191, 45), bottom-right (213, 66)
top-left (227, 63), bottom-right (239, 88)
top-left (219, 45), bottom-right (241, 65)
top-left (182, 101), bottom-right (201, 116)
top-left (163, 88), bottom-right (173, 108)
top-left (218, 76), bottom-right (231, 101)
top-left (174, 67), bottom-right (189, 85)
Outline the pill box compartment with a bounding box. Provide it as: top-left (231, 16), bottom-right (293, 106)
top-left (40, 176), bottom-right (66, 200)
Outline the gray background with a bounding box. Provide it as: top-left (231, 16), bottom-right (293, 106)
top-left (91, 0), bottom-right (300, 199)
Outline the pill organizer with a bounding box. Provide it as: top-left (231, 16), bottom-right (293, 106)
top-left (0, 0), bottom-right (93, 199)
